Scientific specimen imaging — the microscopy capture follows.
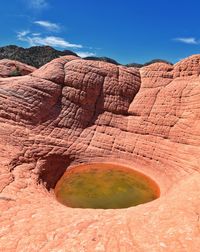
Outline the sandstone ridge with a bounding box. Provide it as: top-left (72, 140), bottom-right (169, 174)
top-left (0, 55), bottom-right (199, 252)
top-left (0, 59), bottom-right (36, 77)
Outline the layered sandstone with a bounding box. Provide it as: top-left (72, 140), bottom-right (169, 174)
top-left (0, 55), bottom-right (199, 252)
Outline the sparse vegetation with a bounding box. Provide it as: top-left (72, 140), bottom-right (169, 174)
top-left (9, 67), bottom-right (22, 77)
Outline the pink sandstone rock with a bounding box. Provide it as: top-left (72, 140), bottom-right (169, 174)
top-left (0, 59), bottom-right (36, 77)
top-left (0, 55), bottom-right (200, 251)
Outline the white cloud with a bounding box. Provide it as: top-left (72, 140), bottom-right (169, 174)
top-left (31, 36), bottom-right (83, 48)
top-left (28, 0), bottom-right (48, 9)
top-left (32, 33), bottom-right (41, 36)
top-left (76, 51), bottom-right (96, 58)
top-left (17, 31), bottom-right (83, 48)
top-left (174, 37), bottom-right (199, 44)
top-left (17, 30), bottom-right (30, 37)
top-left (34, 20), bottom-right (60, 31)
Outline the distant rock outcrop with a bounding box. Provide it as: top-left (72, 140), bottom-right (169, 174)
top-left (0, 55), bottom-right (199, 252)
top-left (0, 59), bottom-right (36, 77)
top-left (0, 45), bottom-right (78, 68)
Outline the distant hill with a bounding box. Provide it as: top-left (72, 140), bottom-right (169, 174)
top-left (0, 45), bottom-right (173, 68)
top-left (83, 57), bottom-right (173, 68)
top-left (83, 56), bottom-right (120, 65)
top-left (84, 57), bottom-right (173, 67)
top-left (0, 45), bottom-right (78, 68)
top-left (126, 63), bottom-right (144, 68)
top-left (143, 59), bottom-right (173, 66)
top-left (126, 59), bottom-right (173, 68)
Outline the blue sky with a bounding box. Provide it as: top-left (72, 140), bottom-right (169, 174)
top-left (0, 0), bottom-right (200, 64)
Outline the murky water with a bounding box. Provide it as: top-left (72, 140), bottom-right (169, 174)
top-left (55, 163), bottom-right (160, 209)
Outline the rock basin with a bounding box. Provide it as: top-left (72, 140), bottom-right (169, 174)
top-left (55, 163), bottom-right (160, 209)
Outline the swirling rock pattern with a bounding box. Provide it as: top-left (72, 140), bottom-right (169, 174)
top-left (0, 55), bottom-right (200, 252)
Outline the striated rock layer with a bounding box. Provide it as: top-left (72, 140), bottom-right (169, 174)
top-left (0, 55), bottom-right (200, 251)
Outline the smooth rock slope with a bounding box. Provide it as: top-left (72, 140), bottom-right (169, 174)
top-left (0, 55), bottom-right (200, 252)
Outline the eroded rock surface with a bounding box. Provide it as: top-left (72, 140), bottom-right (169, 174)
top-left (0, 55), bottom-right (200, 252)
top-left (0, 59), bottom-right (36, 77)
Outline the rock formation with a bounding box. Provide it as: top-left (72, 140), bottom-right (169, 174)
top-left (0, 59), bottom-right (36, 77)
top-left (0, 55), bottom-right (199, 251)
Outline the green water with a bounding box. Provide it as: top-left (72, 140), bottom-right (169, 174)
top-left (55, 163), bottom-right (160, 209)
